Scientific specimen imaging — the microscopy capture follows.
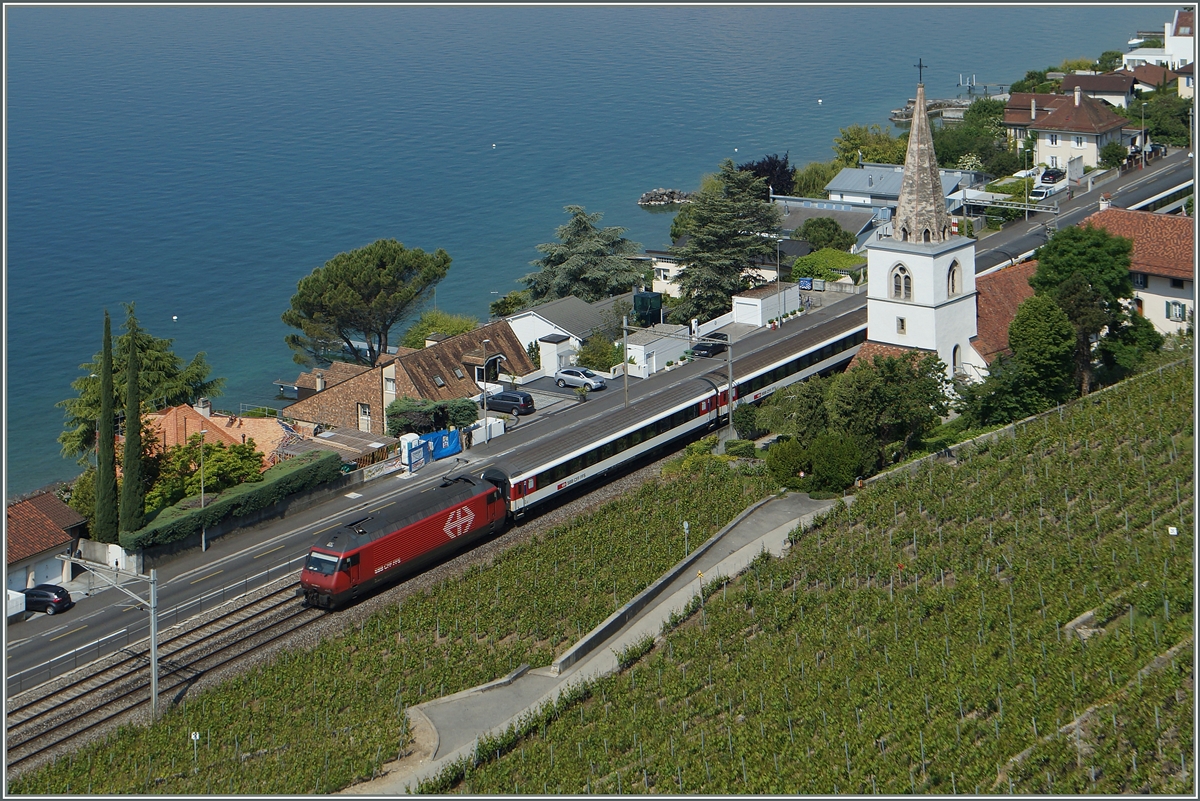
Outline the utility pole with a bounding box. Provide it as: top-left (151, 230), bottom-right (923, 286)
top-left (56, 555), bottom-right (159, 719)
top-left (623, 315), bottom-right (630, 410)
top-left (200, 429), bottom-right (209, 551)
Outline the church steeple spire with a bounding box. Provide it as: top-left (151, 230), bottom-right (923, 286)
top-left (892, 83), bottom-right (951, 244)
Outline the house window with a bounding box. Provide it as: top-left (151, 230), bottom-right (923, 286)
top-left (890, 265), bottom-right (912, 300)
top-left (357, 403), bottom-right (371, 433)
top-left (383, 377), bottom-right (396, 394)
top-left (947, 261), bottom-right (961, 297)
top-left (1132, 272), bottom-right (1148, 288)
top-left (1049, 155), bottom-right (1059, 168)
top-left (1167, 301), bottom-right (1188, 321)
top-left (896, 317), bottom-right (907, 334)
top-left (433, 375), bottom-right (446, 387)
top-left (1171, 278), bottom-right (1185, 289)
top-left (1074, 136), bottom-right (1084, 148)
top-left (453, 368), bottom-right (465, 380)
top-left (1048, 134), bottom-right (1059, 146)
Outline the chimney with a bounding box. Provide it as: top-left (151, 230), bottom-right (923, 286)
top-left (195, 397), bottom-right (211, 418)
top-left (1074, 85), bottom-right (1081, 106)
top-left (1099, 193), bottom-right (1112, 211)
top-left (1030, 98), bottom-right (1036, 120)
top-left (315, 372), bottom-right (325, 392)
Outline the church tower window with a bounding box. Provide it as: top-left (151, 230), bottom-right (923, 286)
top-left (947, 261), bottom-right (961, 296)
top-left (891, 265), bottom-right (912, 300)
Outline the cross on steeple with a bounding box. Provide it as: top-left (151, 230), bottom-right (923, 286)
top-left (915, 58), bottom-right (927, 84)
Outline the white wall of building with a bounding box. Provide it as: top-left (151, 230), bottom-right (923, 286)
top-left (1134, 274), bottom-right (1194, 335)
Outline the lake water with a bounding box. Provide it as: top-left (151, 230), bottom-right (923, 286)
top-left (5, 5), bottom-right (1166, 497)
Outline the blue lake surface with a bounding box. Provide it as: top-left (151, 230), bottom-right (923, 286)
top-left (5, 5), bottom-right (1165, 497)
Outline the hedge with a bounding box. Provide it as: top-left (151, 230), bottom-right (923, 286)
top-left (723, 439), bottom-right (758, 459)
top-left (119, 450), bottom-right (344, 550)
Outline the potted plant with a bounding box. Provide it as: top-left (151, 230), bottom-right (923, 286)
top-left (574, 385), bottom-right (590, 403)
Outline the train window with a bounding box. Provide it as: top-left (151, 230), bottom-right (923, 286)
top-left (305, 552), bottom-right (338, 575)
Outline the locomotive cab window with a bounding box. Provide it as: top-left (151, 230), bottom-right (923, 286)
top-left (305, 552), bottom-right (339, 576)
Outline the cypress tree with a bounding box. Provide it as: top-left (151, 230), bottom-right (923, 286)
top-left (94, 311), bottom-right (119, 543)
top-left (118, 308), bottom-right (145, 534)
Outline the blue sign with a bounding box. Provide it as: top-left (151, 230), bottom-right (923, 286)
top-left (419, 429), bottom-right (462, 461)
top-left (797, 277), bottom-right (813, 290)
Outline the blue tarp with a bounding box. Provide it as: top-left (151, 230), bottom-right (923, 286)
top-left (405, 439), bottom-right (433, 472)
top-left (419, 429), bottom-right (462, 461)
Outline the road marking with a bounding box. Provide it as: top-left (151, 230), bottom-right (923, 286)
top-left (369, 501), bottom-right (395, 513)
top-left (313, 524), bottom-right (338, 536)
top-left (190, 570), bottom-right (223, 585)
top-left (253, 545), bottom-right (285, 559)
top-left (49, 625), bottom-right (87, 642)
top-left (345, 492), bottom-right (363, 499)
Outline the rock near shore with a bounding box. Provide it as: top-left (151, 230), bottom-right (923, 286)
top-left (638, 188), bottom-right (693, 206)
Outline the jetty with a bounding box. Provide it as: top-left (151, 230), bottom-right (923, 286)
top-left (890, 96), bottom-right (973, 123)
top-left (638, 188), bottom-right (692, 206)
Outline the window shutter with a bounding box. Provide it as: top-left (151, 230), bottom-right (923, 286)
top-left (1167, 300), bottom-right (1172, 318)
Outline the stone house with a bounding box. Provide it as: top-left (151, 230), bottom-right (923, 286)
top-left (6, 491), bottom-right (84, 591)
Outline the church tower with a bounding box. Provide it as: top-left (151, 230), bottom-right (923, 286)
top-left (865, 81), bottom-right (983, 379)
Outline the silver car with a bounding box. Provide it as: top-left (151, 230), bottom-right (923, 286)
top-left (554, 367), bottom-right (606, 390)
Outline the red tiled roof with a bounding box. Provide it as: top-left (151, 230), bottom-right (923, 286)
top-left (1004, 93), bottom-right (1071, 128)
top-left (1060, 73), bottom-right (1136, 95)
top-left (1081, 209), bottom-right (1195, 281)
top-left (1177, 62), bottom-right (1194, 77)
top-left (1029, 93), bottom-right (1127, 135)
top-left (7, 493), bottom-right (83, 565)
top-left (846, 340), bottom-right (932, 371)
top-left (970, 261), bottom-right (1038, 364)
top-left (1174, 10), bottom-right (1194, 37)
top-left (292, 360), bottom-right (371, 391)
top-left (1119, 64), bottom-right (1178, 88)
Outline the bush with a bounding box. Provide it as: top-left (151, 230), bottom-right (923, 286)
top-left (765, 438), bottom-right (809, 489)
top-left (575, 337), bottom-right (621, 371)
top-left (807, 430), bottom-right (862, 492)
top-left (724, 439), bottom-right (757, 459)
top-left (120, 450), bottom-right (344, 550)
top-left (732, 404), bottom-right (762, 440)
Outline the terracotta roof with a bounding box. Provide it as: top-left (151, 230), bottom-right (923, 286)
top-left (1029, 93), bottom-right (1127, 135)
top-left (391, 319), bottom-right (537, 402)
top-left (375, 347), bottom-right (417, 366)
top-left (1120, 64), bottom-right (1178, 88)
top-left (970, 261), bottom-right (1038, 364)
top-left (1081, 208), bottom-right (1195, 281)
top-left (7, 492), bottom-right (82, 565)
top-left (1004, 93), bottom-right (1071, 128)
top-left (1174, 10), bottom-right (1193, 37)
top-left (291, 360), bottom-right (371, 391)
top-left (1177, 62), bottom-right (1194, 76)
top-left (846, 340), bottom-right (931, 371)
top-left (1059, 73), bottom-right (1135, 94)
top-left (143, 405), bottom-right (275, 470)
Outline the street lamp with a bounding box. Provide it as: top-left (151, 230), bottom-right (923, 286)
top-left (199, 429), bottom-right (209, 552)
top-left (1141, 102), bottom-right (1148, 170)
top-left (479, 340), bottom-right (506, 445)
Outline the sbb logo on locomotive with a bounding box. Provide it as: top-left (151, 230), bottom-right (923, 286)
top-left (443, 506), bottom-right (475, 538)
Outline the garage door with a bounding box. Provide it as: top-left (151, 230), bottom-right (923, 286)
top-left (733, 300), bottom-right (759, 325)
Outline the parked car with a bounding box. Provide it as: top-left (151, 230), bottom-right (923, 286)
top-left (481, 391), bottom-right (535, 416)
top-left (1040, 168), bottom-right (1066, 184)
top-left (691, 332), bottom-right (729, 358)
top-left (21, 584), bottom-right (73, 615)
top-left (1029, 183), bottom-right (1066, 202)
top-left (554, 367), bottom-right (607, 390)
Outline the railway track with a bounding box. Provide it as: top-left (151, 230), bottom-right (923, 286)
top-left (5, 578), bottom-right (322, 774)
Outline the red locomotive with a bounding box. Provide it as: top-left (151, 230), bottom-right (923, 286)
top-left (300, 474), bottom-right (506, 608)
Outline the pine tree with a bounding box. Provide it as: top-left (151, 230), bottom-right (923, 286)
top-left (94, 311), bottom-right (119, 543)
top-left (118, 307), bottom-right (145, 534)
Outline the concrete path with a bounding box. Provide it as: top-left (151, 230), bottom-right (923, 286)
top-left (341, 490), bottom-right (843, 795)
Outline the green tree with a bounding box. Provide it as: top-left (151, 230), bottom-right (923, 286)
top-left (525, 340), bottom-right (541, 370)
top-left (58, 315), bottom-right (224, 465)
top-left (670, 160), bottom-right (783, 323)
top-left (670, 173), bottom-right (723, 241)
top-left (954, 355), bottom-right (1051, 427)
top-left (575, 336), bottom-right (622, 371)
top-left (798, 218), bottom-right (856, 251)
top-left (1096, 309), bottom-right (1164, 383)
top-left (1008, 293), bottom-right (1076, 406)
top-left (144, 434), bottom-right (263, 513)
top-left (807, 430), bottom-right (863, 492)
top-left (791, 160), bottom-right (840, 198)
top-left (282, 239), bottom-right (452, 367)
top-left (386, 397), bottom-right (478, 436)
top-left (756, 375), bottom-right (829, 443)
top-left (788, 248), bottom-right (865, 282)
top-left (1032, 224), bottom-right (1134, 394)
top-left (94, 311), bottom-right (119, 543)
top-left (490, 290), bottom-right (532, 318)
top-left (1099, 140), bottom-right (1128, 169)
top-left (523, 206), bottom-right (643, 303)
top-left (732, 404), bottom-right (762, 440)
top-left (119, 308), bottom-right (145, 534)
top-left (765, 438), bottom-right (809, 489)
top-left (736, 152), bottom-right (793, 197)
top-left (1097, 50), bottom-right (1125, 72)
top-left (832, 124), bottom-right (907, 166)
top-left (400, 310), bottom-right (479, 349)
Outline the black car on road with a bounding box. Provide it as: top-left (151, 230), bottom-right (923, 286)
top-left (21, 584), bottom-right (74, 615)
top-left (481, 391), bottom-right (536, 416)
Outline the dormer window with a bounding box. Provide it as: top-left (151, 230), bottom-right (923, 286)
top-left (433, 375), bottom-right (446, 387)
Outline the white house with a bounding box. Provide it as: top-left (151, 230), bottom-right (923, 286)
top-left (1177, 62), bottom-right (1194, 99)
top-left (504, 292), bottom-right (633, 375)
top-left (6, 491), bottom-right (83, 592)
top-left (731, 282), bottom-right (802, 327)
top-left (1123, 10), bottom-right (1194, 71)
top-left (1059, 72), bottom-right (1137, 108)
top-left (624, 323), bottom-right (690, 379)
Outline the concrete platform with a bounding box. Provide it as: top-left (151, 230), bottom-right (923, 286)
top-left (340, 490), bottom-right (844, 795)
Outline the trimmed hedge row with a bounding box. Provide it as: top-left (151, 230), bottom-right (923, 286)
top-left (723, 439), bottom-right (758, 459)
top-left (120, 450), bottom-right (344, 550)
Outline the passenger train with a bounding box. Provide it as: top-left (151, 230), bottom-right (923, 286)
top-left (300, 305), bottom-right (866, 607)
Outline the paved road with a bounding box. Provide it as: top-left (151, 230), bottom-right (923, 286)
top-left (974, 149), bottom-right (1194, 272)
top-left (6, 294), bottom-right (870, 692)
